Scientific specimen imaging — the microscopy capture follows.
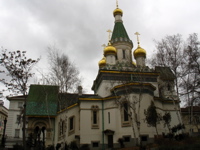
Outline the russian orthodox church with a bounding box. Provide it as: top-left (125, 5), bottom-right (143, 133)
top-left (6, 4), bottom-right (182, 150)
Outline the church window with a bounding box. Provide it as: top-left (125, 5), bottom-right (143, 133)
top-left (15, 129), bottom-right (20, 138)
top-left (92, 141), bottom-right (99, 147)
top-left (108, 112), bottom-right (110, 124)
top-left (68, 116), bottom-right (75, 135)
top-left (122, 50), bottom-right (126, 59)
top-left (121, 102), bottom-right (131, 127)
top-left (69, 117), bottom-right (74, 130)
top-left (123, 136), bottom-right (131, 142)
top-left (123, 103), bottom-right (129, 122)
top-left (93, 111), bottom-right (97, 124)
top-left (141, 135), bottom-right (148, 141)
top-left (167, 83), bottom-right (171, 91)
top-left (91, 105), bottom-right (99, 129)
top-left (16, 115), bottom-right (20, 124)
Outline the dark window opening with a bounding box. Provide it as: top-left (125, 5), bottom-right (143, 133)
top-left (69, 117), bottom-right (74, 130)
top-left (167, 84), bottom-right (171, 91)
top-left (124, 103), bottom-right (129, 121)
top-left (122, 50), bottom-right (126, 59)
top-left (141, 136), bottom-right (148, 141)
top-left (92, 142), bottom-right (99, 147)
top-left (124, 136), bottom-right (130, 142)
top-left (108, 112), bottom-right (110, 124)
top-left (93, 111), bottom-right (97, 124)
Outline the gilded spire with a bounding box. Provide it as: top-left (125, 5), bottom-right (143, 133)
top-left (135, 32), bottom-right (140, 46)
top-left (116, 0), bottom-right (119, 8)
top-left (107, 29), bottom-right (112, 42)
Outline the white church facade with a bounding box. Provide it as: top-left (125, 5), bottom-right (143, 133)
top-left (5, 5), bottom-right (182, 150)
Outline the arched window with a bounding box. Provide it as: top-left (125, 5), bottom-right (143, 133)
top-left (91, 105), bottom-right (99, 129)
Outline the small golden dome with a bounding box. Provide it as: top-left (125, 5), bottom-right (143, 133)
top-left (133, 45), bottom-right (146, 59)
top-left (98, 57), bottom-right (106, 67)
top-left (104, 42), bottom-right (117, 56)
top-left (113, 8), bottom-right (123, 16)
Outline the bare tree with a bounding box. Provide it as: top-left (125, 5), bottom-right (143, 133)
top-left (150, 34), bottom-right (184, 96)
top-left (0, 49), bottom-right (39, 150)
top-left (44, 46), bottom-right (82, 93)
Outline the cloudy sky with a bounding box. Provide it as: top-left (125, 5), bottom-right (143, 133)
top-left (1, 0), bottom-right (200, 107)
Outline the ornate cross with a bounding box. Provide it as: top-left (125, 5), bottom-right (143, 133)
top-left (135, 32), bottom-right (140, 45)
top-left (107, 29), bottom-right (112, 41)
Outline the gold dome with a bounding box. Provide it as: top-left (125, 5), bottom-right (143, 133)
top-left (113, 8), bottom-right (123, 16)
top-left (104, 42), bottom-right (117, 56)
top-left (98, 57), bottom-right (106, 67)
top-left (133, 45), bottom-right (146, 58)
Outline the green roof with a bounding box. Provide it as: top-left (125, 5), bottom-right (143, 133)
top-left (26, 85), bottom-right (59, 116)
top-left (111, 22), bottom-right (130, 40)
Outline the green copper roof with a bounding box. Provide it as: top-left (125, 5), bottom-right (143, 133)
top-left (26, 85), bottom-right (59, 116)
top-left (111, 22), bottom-right (130, 41)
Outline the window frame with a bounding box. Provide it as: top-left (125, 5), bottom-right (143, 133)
top-left (91, 106), bottom-right (99, 129)
top-left (122, 49), bottom-right (126, 59)
top-left (91, 141), bottom-right (100, 148)
top-left (121, 102), bottom-right (131, 127)
top-left (15, 129), bottom-right (20, 138)
top-left (68, 116), bottom-right (75, 135)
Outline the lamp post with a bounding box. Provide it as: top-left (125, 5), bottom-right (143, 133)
top-left (1, 118), bottom-right (7, 148)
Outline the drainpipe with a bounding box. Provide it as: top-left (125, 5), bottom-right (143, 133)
top-left (102, 100), bottom-right (105, 150)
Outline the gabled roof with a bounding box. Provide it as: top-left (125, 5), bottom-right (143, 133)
top-left (26, 85), bottom-right (59, 117)
top-left (57, 93), bottom-right (79, 111)
top-left (155, 66), bottom-right (176, 80)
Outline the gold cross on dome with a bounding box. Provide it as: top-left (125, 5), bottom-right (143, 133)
top-left (101, 44), bottom-right (106, 48)
top-left (107, 29), bottom-right (112, 41)
top-left (116, 0), bottom-right (119, 8)
top-left (135, 32), bottom-right (140, 45)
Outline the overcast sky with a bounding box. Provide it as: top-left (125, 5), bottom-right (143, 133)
top-left (1, 0), bottom-right (200, 107)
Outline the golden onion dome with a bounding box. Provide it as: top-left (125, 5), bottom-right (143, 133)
top-left (133, 45), bottom-right (146, 59)
top-left (104, 42), bottom-right (117, 56)
top-left (113, 8), bottom-right (123, 16)
top-left (98, 57), bottom-right (106, 67)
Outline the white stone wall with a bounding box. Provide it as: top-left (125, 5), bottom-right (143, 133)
top-left (6, 100), bottom-right (23, 139)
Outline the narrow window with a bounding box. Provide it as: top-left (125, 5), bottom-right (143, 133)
top-left (69, 117), bottom-right (74, 131)
top-left (91, 106), bottom-right (99, 128)
top-left (122, 50), bottom-right (126, 59)
top-left (124, 103), bottom-right (129, 121)
top-left (108, 112), bottom-right (110, 124)
top-left (15, 129), bottom-right (20, 138)
top-left (167, 83), bottom-right (171, 91)
top-left (93, 111), bottom-right (97, 124)
top-left (16, 115), bottom-right (20, 124)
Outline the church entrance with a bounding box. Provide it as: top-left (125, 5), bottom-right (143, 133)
top-left (108, 135), bottom-right (113, 148)
top-left (104, 129), bottom-right (115, 149)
